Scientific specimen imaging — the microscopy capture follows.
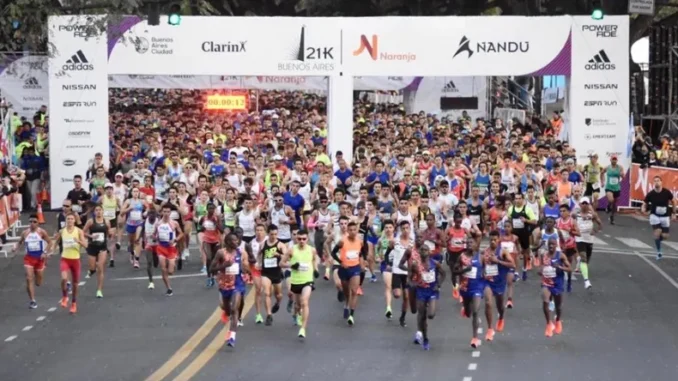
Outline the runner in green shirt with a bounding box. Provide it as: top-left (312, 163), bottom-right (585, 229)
top-left (603, 155), bottom-right (624, 225)
top-left (282, 229), bottom-right (318, 339)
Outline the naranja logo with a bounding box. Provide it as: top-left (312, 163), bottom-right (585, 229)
top-left (353, 35), bottom-right (416, 62)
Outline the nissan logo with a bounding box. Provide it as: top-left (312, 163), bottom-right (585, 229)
top-left (63, 159), bottom-right (76, 166)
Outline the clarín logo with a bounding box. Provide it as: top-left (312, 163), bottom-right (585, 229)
top-left (453, 36), bottom-right (529, 59)
top-left (585, 50), bottom-right (615, 70)
top-left (62, 50), bottom-right (94, 71)
top-left (202, 41), bottom-right (247, 53)
top-left (353, 35), bottom-right (416, 62)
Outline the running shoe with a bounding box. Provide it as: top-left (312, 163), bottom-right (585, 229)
top-left (452, 285), bottom-right (460, 300)
top-left (422, 338), bottom-right (430, 351)
top-left (485, 328), bottom-right (495, 342)
top-left (115, 242), bottom-right (121, 250)
top-left (298, 327), bottom-right (306, 338)
top-left (470, 338), bottom-right (481, 348)
top-left (200, 266), bottom-right (207, 274)
top-left (67, 282), bottom-right (72, 295)
top-left (237, 319), bottom-right (244, 327)
top-left (221, 311), bottom-right (229, 324)
top-left (657, 252), bottom-right (663, 261)
top-left (148, 282), bottom-right (155, 290)
top-left (399, 316), bottom-right (407, 327)
top-left (182, 249), bottom-right (190, 260)
top-left (506, 299), bottom-right (514, 309)
top-left (166, 289), bottom-right (174, 297)
top-left (109, 259), bottom-right (115, 268)
top-left (133, 259), bottom-right (140, 269)
top-left (496, 318), bottom-right (505, 332)
top-left (226, 337), bottom-right (236, 347)
top-left (414, 331), bottom-right (423, 345)
top-left (255, 314), bottom-right (263, 324)
top-left (29, 300), bottom-right (38, 309)
top-left (205, 278), bottom-right (212, 288)
top-left (545, 322), bottom-right (555, 337)
top-left (286, 300), bottom-right (294, 314)
top-left (337, 290), bottom-right (345, 303)
top-left (513, 273), bottom-right (519, 282)
top-left (566, 282), bottom-right (572, 293)
top-left (370, 274), bottom-right (377, 283)
top-left (343, 307), bottom-right (350, 319)
top-left (296, 315), bottom-right (303, 326)
top-left (85, 272), bottom-right (91, 279)
top-left (521, 271), bottom-right (528, 281)
top-left (554, 320), bottom-right (563, 335)
top-left (69, 302), bottom-right (77, 314)
top-left (584, 280), bottom-right (592, 289)
top-left (347, 315), bottom-right (354, 326)
top-left (461, 306), bottom-right (468, 318)
top-left (60, 297), bottom-right (68, 308)
top-left (272, 301), bottom-right (280, 314)
top-left (96, 290), bottom-right (103, 299)
top-left (265, 315), bottom-right (273, 326)
top-left (385, 307), bottom-right (393, 320)
top-left (356, 286), bottom-right (363, 296)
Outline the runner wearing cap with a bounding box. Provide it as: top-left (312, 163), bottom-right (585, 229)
top-left (582, 154), bottom-right (604, 211)
top-left (641, 175), bottom-right (677, 260)
top-left (575, 197), bottom-right (602, 289)
top-left (602, 155), bottom-right (624, 225)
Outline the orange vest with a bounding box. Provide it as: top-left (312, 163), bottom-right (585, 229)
top-left (340, 238), bottom-right (362, 267)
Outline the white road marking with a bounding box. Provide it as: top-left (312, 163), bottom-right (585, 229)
top-left (468, 363), bottom-right (478, 371)
top-left (604, 234), bottom-right (611, 238)
top-left (22, 326), bottom-right (32, 332)
top-left (463, 378), bottom-right (472, 381)
top-left (47, 307), bottom-right (56, 312)
top-left (661, 241), bottom-right (678, 251)
top-left (591, 236), bottom-right (609, 246)
top-left (596, 249), bottom-right (678, 259)
top-left (36, 316), bottom-right (45, 321)
top-left (5, 335), bottom-right (17, 342)
top-left (634, 251), bottom-right (678, 290)
top-left (472, 351), bottom-right (480, 357)
top-left (78, 281), bottom-right (86, 286)
top-left (615, 237), bottom-right (652, 249)
top-left (113, 273), bottom-right (204, 281)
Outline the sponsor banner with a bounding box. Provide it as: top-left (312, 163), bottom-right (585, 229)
top-left (353, 76), bottom-right (416, 91)
top-left (241, 76), bottom-right (327, 91)
top-left (0, 56), bottom-right (49, 120)
top-left (570, 16), bottom-right (630, 168)
top-left (108, 74), bottom-right (215, 89)
top-left (48, 15), bottom-right (109, 209)
top-left (629, 0), bottom-right (655, 16)
top-left (107, 16), bottom-right (571, 76)
top-left (409, 76), bottom-right (487, 121)
top-left (630, 164), bottom-right (678, 203)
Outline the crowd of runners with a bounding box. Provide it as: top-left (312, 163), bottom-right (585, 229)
top-left (13, 89), bottom-right (678, 350)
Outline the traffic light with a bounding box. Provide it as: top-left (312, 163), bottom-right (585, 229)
top-left (168, 3), bottom-right (181, 25)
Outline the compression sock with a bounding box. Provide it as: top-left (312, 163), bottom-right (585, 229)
top-left (350, 309), bottom-right (355, 316)
top-left (359, 271), bottom-right (365, 286)
top-left (400, 310), bottom-right (407, 320)
top-left (580, 263), bottom-right (589, 280)
top-left (655, 238), bottom-right (662, 252)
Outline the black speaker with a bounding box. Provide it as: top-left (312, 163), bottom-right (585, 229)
top-left (648, 25), bottom-right (678, 116)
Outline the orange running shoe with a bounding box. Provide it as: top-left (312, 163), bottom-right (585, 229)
top-left (554, 320), bottom-right (563, 335)
top-left (526, 258), bottom-right (533, 271)
top-left (545, 322), bottom-right (555, 337)
top-left (496, 318), bottom-right (505, 332)
top-left (69, 302), bottom-right (77, 314)
top-left (356, 287), bottom-right (363, 296)
top-left (485, 328), bottom-right (495, 341)
top-left (221, 311), bottom-right (229, 324)
top-left (470, 338), bottom-right (481, 348)
top-left (533, 255), bottom-right (540, 267)
top-left (505, 299), bottom-right (514, 309)
top-left (452, 286), bottom-right (460, 300)
top-left (460, 306), bottom-right (468, 318)
top-left (60, 297), bottom-right (68, 308)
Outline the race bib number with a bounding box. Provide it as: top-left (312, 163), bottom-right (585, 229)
top-left (298, 263), bottom-right (311, 272)
top-left (103, 210), bottom-right (116, 219)
top-left (512, 218), bottom-right (525, 229)
top-left (346, 250), bottom-right (359, 260)
top-left (63, 238), bottom-right (76, 248)
top-left (501, 242), bottom-right (515, 253)
top-left (158, 231), bottom-right (171, 242)
top-left (464, 267), bottom-right (478, 279)
top-left (225, 263), bottom-right (240, 275)
top-left (170, 211), bottom-right (180, 220)
top-left (609, 178), bottom-right (619, 185)
top-left (422, 270), bottom-right (436, 283)
top-left (485, 264), bottom-right (499, 277)
top-left (130, 211), bottom-right (142, 220)
top-left (592, 183), bottom-right (600, 190)
top-left (543, 266), bottom-right (556, 278)
top-left (264, 257), bottom-right (278, 268)
top-left (470, 215), bottom-right (481, 225)
top-left (203, 220), bottom-right (216, 230)
top-left (452, 239), bottom-right (464, 247)
top-left (656, 206), bottom-right (667, 215)
top-left (92, 233), bottom-right (105, 243)
top-left (561, 230), bottom-right (570, 240)
top-left (27, 241), bottom-right (41, 251)
top-left (423, 240), bottom-right (436, 251)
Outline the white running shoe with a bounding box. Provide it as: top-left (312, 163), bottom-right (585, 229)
top-left (584, 280), bottom-right (592, 289)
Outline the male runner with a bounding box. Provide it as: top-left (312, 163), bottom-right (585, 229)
top-left (82, 205), bottom-right (112, 298)
top-left (556, 203), bottom-right (579, 292)
top-left (538, 237), bottom-right (571, 337)
top-left (454, 237), bottom-right (485, 348)
top-left (211, 233), bottom-right (249, 347)
top-left (250, 224), bottom-right (267, 324)
top-left (642, 175), bottom-right (677, 260)
top-left (499, 221), bottom-right (521, 307)
top-left (155, 204), bottom-right (184, 296)
top-left (390, 220), bottom-right (416, 327)
top-left (199, 203), bottom-right (224, 288)
top-left (331, 221), bottom-right (367, 325)
top-left (142, 209), bottom-right (159, 289)
top-left (575, 197), bottom-right (602, 289)
top-left (377, 220), bottom-right (396, 319)
top-left (482, 230), bottom-right (515, 340)
top-left (506, 193), bottom-right (538, 281)
top-left (325, 216), bottom-right (349, 302)
top-left (602, 155), bottom-right (624, 225)
top-left (14, 214), bottom-right (52, 309)
top-left (259, 224), bottom-right (287, 325)
top-left (283, 229), bottom-right (319, 339)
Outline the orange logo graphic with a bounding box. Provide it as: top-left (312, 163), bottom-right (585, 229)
top-left (353, 35), bottom-right (378, 60)
top-left (353, 35), bottom-right (416, 62)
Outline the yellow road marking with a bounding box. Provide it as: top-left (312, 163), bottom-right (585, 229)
top-left (144, 307), bottom-right (222, 381)
top-left (171, 291), bottom-right (256, 381)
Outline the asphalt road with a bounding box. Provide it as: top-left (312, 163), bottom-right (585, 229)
top-left (1, 213), bottom-right (677, 381)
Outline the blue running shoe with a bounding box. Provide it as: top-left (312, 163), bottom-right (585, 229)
top-left (343, 307), bottom-right (350, 319)
top-left (413, 331), bottom-right (423, 345)
top-left (29, 300), bottom-right (38, 309)
top-left (226, 337), bottom-right (236, 347)
top-left (521, 271), bottom-right (528, 281)
top-left (370, 274), bottom-right (377, 283)
top-left (423, 339), bottom-right (430, 351)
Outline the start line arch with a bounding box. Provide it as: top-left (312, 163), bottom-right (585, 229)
top-left (48, 15), bottom-right (630, 209)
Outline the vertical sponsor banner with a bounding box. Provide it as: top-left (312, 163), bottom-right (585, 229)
top-left (48, 15), bottom-right (109, 209)
top-left (571, 15), bottom-right (631, 208)
top-left (0, 56), bottom-right (49, 120)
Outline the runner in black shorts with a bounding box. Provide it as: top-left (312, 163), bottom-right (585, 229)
top-left (260, 225), bottom-right (286, 325)
top-left (82, 205), bottom-right (111, 298)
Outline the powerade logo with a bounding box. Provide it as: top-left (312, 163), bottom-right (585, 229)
top-left (581, 25), bottom-right (618, 38)
top-left (62, 50), bottom-right (94, 71)
top-left (585, 50), bottom-right (615, 71)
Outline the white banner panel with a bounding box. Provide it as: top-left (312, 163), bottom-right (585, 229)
top-left (408, 77), bottom-right (487, 121)
top-left (353, 76), bottom-right (416, 91)
top-left (48, 15), bottom-right (109, 209)
top-left (108, 74), bottom-right (217, 89)
top-left (107, 16), bottom-right (571, 76)
top-left (0, 56), bottom-right (49, 120)
top-left (570, 16), bottom-right (630, 168)
top-left (241, 76), bottom-right (327, 91)
top-left (629, 0), bottom-right (655, 16)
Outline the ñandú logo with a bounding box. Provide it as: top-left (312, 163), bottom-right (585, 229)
top-left (353, 35), bottom-right (416, 62)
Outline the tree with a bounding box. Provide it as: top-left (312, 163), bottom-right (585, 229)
top-left (2, 0), bottom-right (677, 55)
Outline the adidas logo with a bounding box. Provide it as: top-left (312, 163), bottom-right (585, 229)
top-left (442, 80), bottom-right (459, 93)
top-left (23, 77), bottom-right (41, 89)
top-left (62, 50), bottom-right (94, 71)
top-left (585, 50), bottom-right (615, 71)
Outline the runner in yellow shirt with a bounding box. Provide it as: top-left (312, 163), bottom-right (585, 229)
top-left (52, 213), bottom-right (88, 314)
